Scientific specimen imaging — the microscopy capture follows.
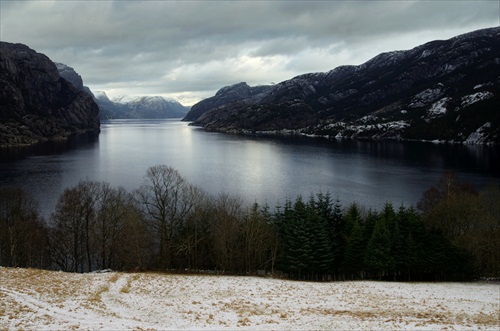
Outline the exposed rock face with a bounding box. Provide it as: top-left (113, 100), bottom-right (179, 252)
top-left (185, 27), bottom-right (500, 144)
top-left (94, 93), bottom-right (190, 119)
top-left (0, 42), bottom-right (100, 147)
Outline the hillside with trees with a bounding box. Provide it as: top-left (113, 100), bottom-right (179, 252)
top-left (1, 166), bottom-right (498, 281)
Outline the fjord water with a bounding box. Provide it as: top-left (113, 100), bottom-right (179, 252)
top-left (1, 119), bottom-right (499, 218)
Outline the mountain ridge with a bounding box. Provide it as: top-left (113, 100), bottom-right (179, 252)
top-left (95, 93), bottom-right (190, 119)
top-left (184, 27), bottom-right (500, 144)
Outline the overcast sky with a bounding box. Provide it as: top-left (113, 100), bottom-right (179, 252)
top-left (1, 1), bottom-right (499, 105)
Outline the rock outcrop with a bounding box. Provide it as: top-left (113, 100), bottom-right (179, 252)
top-left (0, 42), bottom-right (100, 147)
top-left (185, 27), bottom-right (500, 144)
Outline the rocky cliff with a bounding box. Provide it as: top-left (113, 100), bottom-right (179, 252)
top-left (185, 27), bottom-right (500, 144)
top-left (0, 42), bottom-right (100, 147)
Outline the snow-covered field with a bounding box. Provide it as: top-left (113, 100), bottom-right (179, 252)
top-left (1, 268), bottom-right (498, 330)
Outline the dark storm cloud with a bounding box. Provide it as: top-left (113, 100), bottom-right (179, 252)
top-left (1, 0), bottom-right (498, 105)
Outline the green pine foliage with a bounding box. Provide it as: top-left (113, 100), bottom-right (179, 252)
top-left (363, 216), bottom-right (394, 280)
top-left (342, 218), bottom-right (364, 279)
top-left (277, 196), bottom-right (334, 280)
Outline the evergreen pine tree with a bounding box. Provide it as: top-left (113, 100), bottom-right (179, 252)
top-left (404, 233), bottom-right (419, 281)
top-left (328, 197), bottom-right (344, 276)
top-left (364, 217), bottom-right (394, 280)
top-left (306, 196), bottom-right (334, 280)
top-left (279, 197), bottom-right (311, 279)
top-left (343, 218), bottom-right (365, 279)
top-left (278, 196), bottom-right (335, 280)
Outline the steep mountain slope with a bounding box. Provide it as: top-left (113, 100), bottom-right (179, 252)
top-left (185, 27), bottom-right (500, 144)
top-left (0, 42), bottom-right (100, 147)
top-left (183, 82), bottom-right (271, 121)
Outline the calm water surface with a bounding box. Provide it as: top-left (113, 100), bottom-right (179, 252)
top-left (1, 119), bottom-right (499, 218)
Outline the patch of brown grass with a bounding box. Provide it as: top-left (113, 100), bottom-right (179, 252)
top-left (109, 273), bottom-right (120, 283)
top-left (87, 284), bottom-right (109, 306)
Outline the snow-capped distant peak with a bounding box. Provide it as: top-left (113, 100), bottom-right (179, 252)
top-left (93, 90), bottom-right (109, 101)
top-left (112, 95), bottom-right (179, 105)
top-left (112, 95), bottom-right (140, 104)
top-left (112, 95), bottom-right (182, 105)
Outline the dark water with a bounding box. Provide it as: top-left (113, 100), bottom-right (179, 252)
top-left (1, 119), bottom-right (499, 218)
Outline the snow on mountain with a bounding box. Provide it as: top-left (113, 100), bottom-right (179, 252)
top-left (112, 95), bottom-right (138, 104)
top-left (409, 86), bottom-right (445, 109)
top-left (95, 95), bottom-right (190, 119)
top-left (465, 122), bottom-right (493, 144)
top-left (427, 97), bottom-right (450, 118)
top-left (93, 90), bottom-right (110, 102)
top-left (461, 91), bottom-right (494, 108)
top-left (113, 95), bottom-right (182, 107)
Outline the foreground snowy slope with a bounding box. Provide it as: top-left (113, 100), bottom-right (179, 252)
top-left (0, 268), bottom-right (498, 330)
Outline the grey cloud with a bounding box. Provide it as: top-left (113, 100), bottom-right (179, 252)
top-left (1, 0), bottom-right (498, 105)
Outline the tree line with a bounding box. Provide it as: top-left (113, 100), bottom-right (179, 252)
top-left (1, 165), bottom-right (498, 281)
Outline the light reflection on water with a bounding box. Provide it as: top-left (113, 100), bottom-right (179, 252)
top-left (0, 119), bottom-right (498, 219)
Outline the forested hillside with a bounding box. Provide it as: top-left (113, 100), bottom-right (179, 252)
top-left (1, 167), bottom-right (498, 280)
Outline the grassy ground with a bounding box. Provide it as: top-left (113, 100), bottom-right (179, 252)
top-left (1, 267), bottom-right (498, 330)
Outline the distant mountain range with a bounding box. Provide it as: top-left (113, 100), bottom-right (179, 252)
top-left (56, 63), bottom-right (190, 120)
top-left (184, 27), bottom-right (500, 144)
top-left (94, 92), bottom-right (190, 119)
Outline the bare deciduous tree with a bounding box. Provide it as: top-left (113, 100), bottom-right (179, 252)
top-left (136, 165), bottom-right (201, 269)
top-left (51, 181), bottom-right (143, 272)
top-left (0, 187), bottom-right (48, 268)
top-left (241, 203), bottom-right (278, 274)
top-left (51, 183), bottom-right (89, 272)
top-left (210, 193), bottom-right (244, 273)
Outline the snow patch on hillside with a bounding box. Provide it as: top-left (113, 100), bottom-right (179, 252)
top-left (461, 92), bottom-right (494, 108)
top-left (409, 86), bottom-right (444, 108)
top-left (427, 97), bottom-right (450, 118)
top-left (465, 122), bottom-right (492, 145)
top-left (321, 120), bottom-right (411, 140)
